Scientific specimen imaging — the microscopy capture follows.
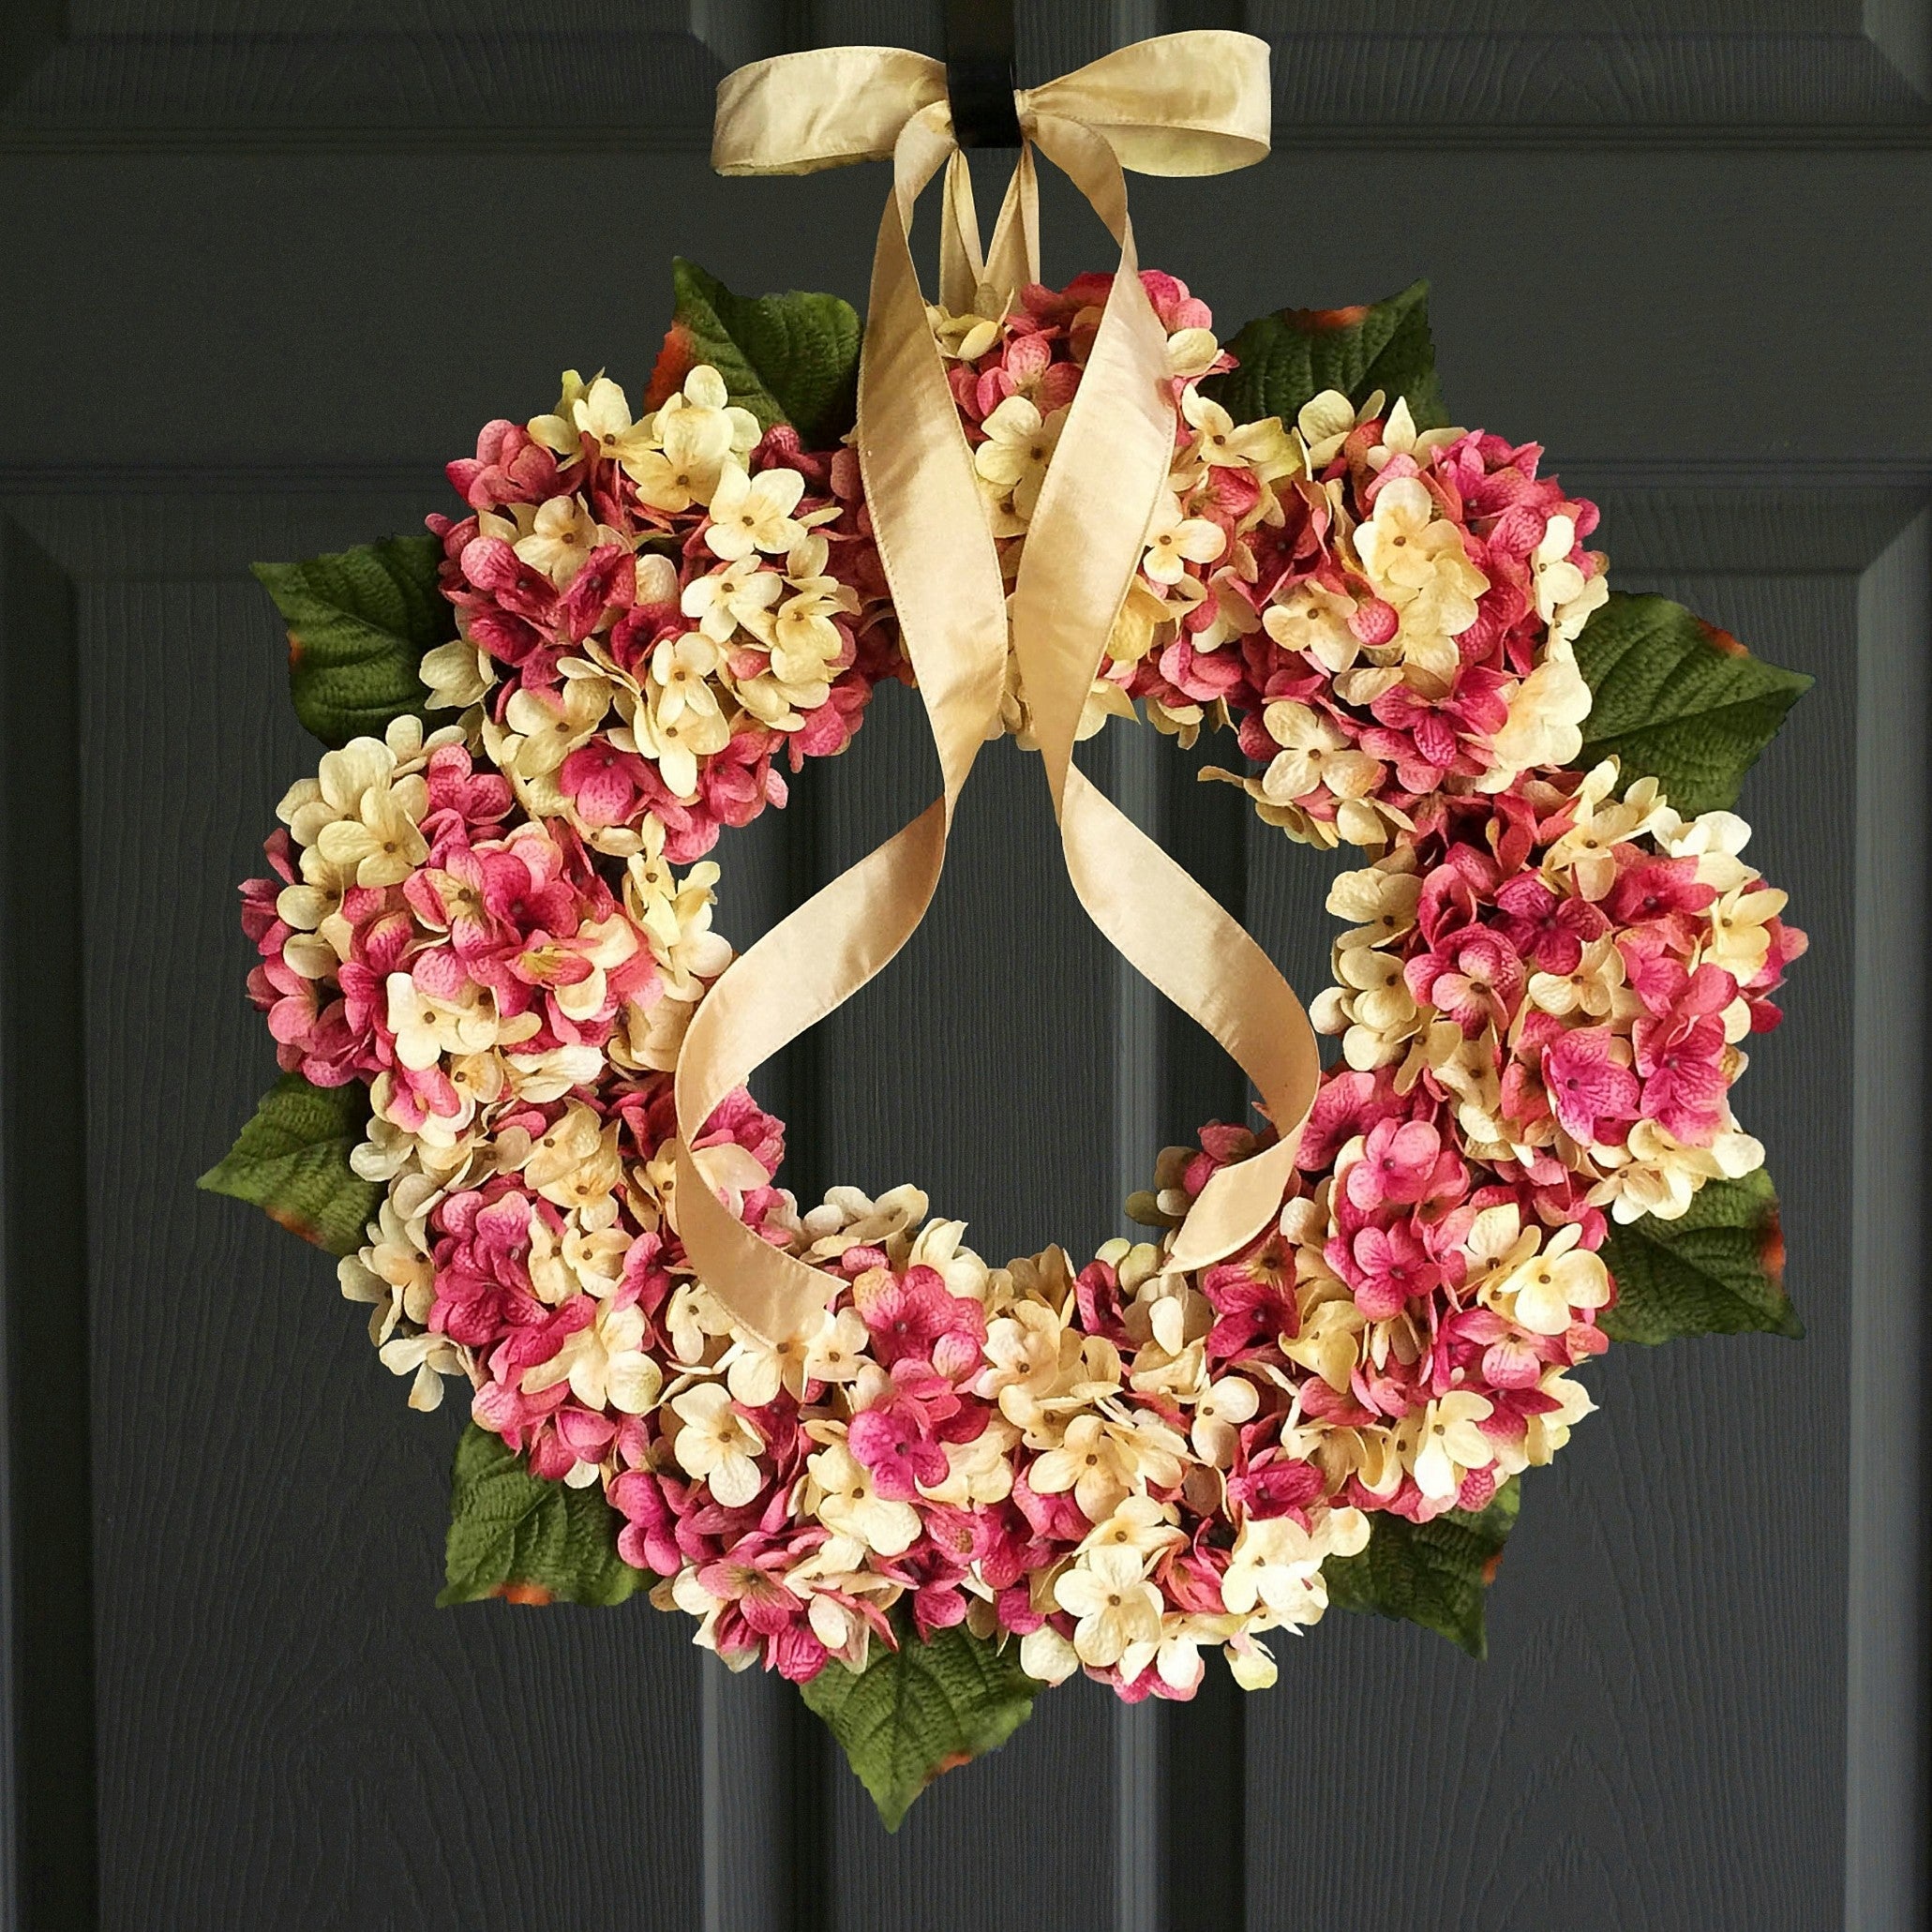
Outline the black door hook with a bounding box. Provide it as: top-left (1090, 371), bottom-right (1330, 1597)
top-left (946, 0), bottom-right (1022, 148)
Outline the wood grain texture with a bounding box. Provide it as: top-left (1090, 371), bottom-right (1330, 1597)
top-left (1, 3), bottom-right (751, 141)
top-left (697, 698), bottom-right (825, 1932)
top-left (809, 700), bottom-right (1121, 1268)
top-left (704, 1665), bottom-right (824, 1932)
top-left (5, 150), bottom-right (1931, 474)
top-left (823, 1674), bottom-right (1116, 1932)
top-left (23, 489), bottom-right (705, 1930)
top-left (1106, 726), bottom-right (1165, 1932)
top-left (778, 669), bottom-right (1122, 1931)
top-left (2, 10), bottom-right (1929, 1916)
top-left (0, 519), bottom-right (97, 1932)
top-left (1846, 507), bottom-right (1930, 1931)
top-left (0, 433), bottom-right (1912, 1932)
top-left (1240, 499), bottom-right (1871, 1932)
top-left (4, 0), bottom-right (1928, 143)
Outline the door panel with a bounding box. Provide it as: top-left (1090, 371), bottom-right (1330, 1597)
top-left (2, 7), bottom-right (1926, 1929)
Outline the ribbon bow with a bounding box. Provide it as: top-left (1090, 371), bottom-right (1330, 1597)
top-left (675, 32), bottom-right (1321, 1345)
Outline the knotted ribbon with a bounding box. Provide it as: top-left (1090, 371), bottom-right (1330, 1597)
top-left (674, 33), bottom-right (1322, 1345)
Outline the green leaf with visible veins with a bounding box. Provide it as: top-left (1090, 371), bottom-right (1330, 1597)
top-left (197, 1071), bottom-right (381, 1256)
top-left (1571, 592), bottom-right (1811, 815)
top-left (1205, 278), bottom-right (1447, 433)
top-left (1324, 1479), bottom-right (1521, 1659)
top-left (654, 259), bottom-right (862, 448)
top-left (252, 534), bottom-right (452, 748)
top-left (438, 1424), bottom-right (645, 1609)
top-left (1598, 1169), bottom-right (1800, 1344)
top-left (801, 1621), bottom-right (1039, 1830)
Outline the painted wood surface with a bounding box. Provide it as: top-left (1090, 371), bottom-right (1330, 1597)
top-left (0, 5), bottom-right (1927, 1927)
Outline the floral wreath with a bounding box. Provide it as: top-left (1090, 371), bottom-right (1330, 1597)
top-left (202, 35), bottom-right (1809, 1828)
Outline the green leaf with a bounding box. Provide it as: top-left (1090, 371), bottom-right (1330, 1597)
top-left (252, 534), bottom-right (452, 748)
top-left (438, 1423), bottom-right (645, 1608)
top-left (1324, 1479), bottom-right (1521, 1659)
top-left (654, 258), bottom-right (862, 449)
top-left (1205, 279), bottom-right (1447, 433)
top-left (1572, 592), bottom-right (1811, 815)
top-left (801, 1621), bottom-right (1039, 1830)
top-left (197, 1071), bottom-right (381, 1256)
top-left (1597, 1169), bottom-right (1800, 1344)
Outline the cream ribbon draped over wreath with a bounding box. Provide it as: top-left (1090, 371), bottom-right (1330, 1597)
top-left (674, 33), bottom-right (1323, 1346)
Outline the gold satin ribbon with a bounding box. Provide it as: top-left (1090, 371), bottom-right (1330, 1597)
top-left (676, 33), bottom-right (1320, 1345)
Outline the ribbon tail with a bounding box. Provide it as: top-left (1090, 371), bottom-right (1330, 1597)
top-left (1061, 769), bottom-right (1319, 1271)
top-left (1013, 113), bottom-right (1321, 1271)
top-left (984, 143), bottom-right (1041, 301)
top-left (673, 102), bottom-right (1008, 1344)
top-left (673, 802), bottom-right (950, 1346)
top-left (939, 149), bottom-right (985, 316)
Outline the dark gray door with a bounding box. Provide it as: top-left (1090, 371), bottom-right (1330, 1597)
top-left (2, 5), bottom-right (1926, 1928)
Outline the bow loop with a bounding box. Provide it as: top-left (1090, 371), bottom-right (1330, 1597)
top-left (711, 46), bottom-right (945, 176)
top-left (1016, 33), bottom-right (1272, 176)
top-left (711, 33), bottom-right (1270, 184)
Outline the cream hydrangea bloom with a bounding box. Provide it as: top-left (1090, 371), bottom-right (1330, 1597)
top-left (1078, 1495), bottom-right (1185, 1565)
top-left (1531, 513), bottom-right (1610, 644)
top-left (1704, 880), bottom-right (1791, 982)
top-left (1055, 1545), bottom-right (1163, 1670)
top-left (274, 717), bottom-right (465, 951)
top-left (1353, 474), bottom-right (1489, 685)
top-left (1542, 761), bottom-right (1673, 900)
top-left (1325, 859), bottom-right (1422, 947)
top-left (522, 1298), bottom-right (664, 1420)
top-left (1019, 1624), bottom-right (1081, 1686)
top-left (514, 493), bottom-right (622, 588)
top-left (1365, 396), bottom-right (1463, 472)
top-left (1264, 580), bottom-right (1362, 674)
top-left (704, 460), bottom-right (808, 562)
top-left (526, 367), bottom-right (594, 455)
top-left (681, 553), bottom-right (784, 644)
top-left (1258, 700), bottom-right (1382, 804)
top-left (502, 669), bottom-right (615, 778)
top-left (801, 1307), bottom-right (871, 1385)
top-left (1408, 1392), bottom-right (1497, 1503)
top-left (338, 1193), bottom-right (437, 1343)
top-left (1142, 490), bottom-right (1226, 585)
top-left (376, 1330), bottom-right (469, 1413)
top-left (1479, 638), bottom-right (1595, 786)
top-left (1588, 1116), bottom-right (1766, 1222)
top-left (974, 395), bottom-right (1067, 520)
top-left (807, 1441), bottom-right (920, 1557)
top-left (1190, 1374), bottom-right (1260, 1467)
top-left (1296, 387), bottom-right (1380, 470)
top-left (670, 1384), bottom-right (766, 1507)
top-left (385, 975), bottom-right (502, 1071)
top-left (1496, 1222), bottom-right (1611, 1336)
top-left (629, 687), bottom-right (732, 799)
top-left (570, 376), bottom-right (658, 471)
top-left (1181, 385), bottom-right (1295, 472)
top-left (1221, 1511), bottom-right (1368, 1625)
top-left (622, 366), bottom-right (757, 513)
top-left (929, 297), bottom-right (1007, 364)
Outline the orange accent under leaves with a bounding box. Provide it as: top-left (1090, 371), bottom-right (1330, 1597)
top-left (1696, 619), bottom-right (1749, 658)
top-left (1290, 304), bottom-right (1370, 332)
top-left (267, 1205), bottom-right (321, 1245)
top-left (494, 1581), bottom-right (554, 1607)
top-left (645, 324), bottom-right (696, 412)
